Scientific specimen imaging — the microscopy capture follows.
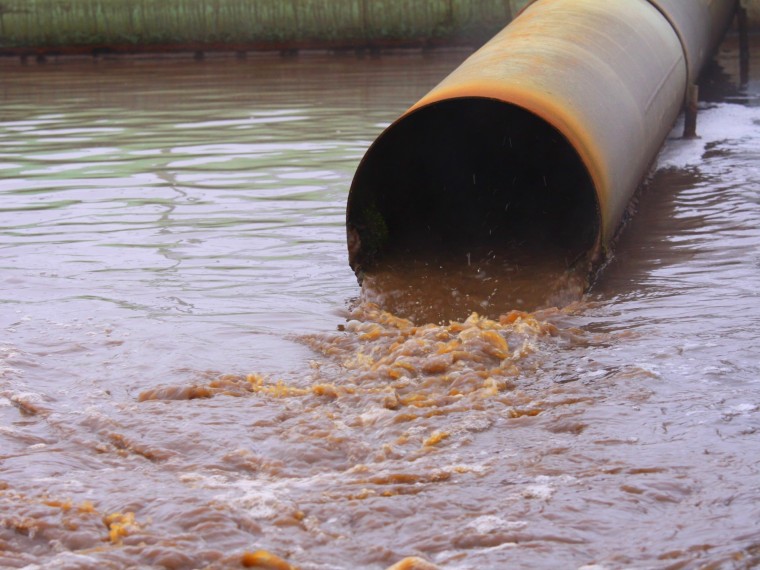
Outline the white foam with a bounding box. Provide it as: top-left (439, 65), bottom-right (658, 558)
top-left (441, 462), bottom-right (490, 475)
top-left (181, 471), bottom-right (334, 520)
top-left (723, 403), bottom-right (759, 419)
top-left (358, 407), bottom-right (394, 425)
top-left (656, 104), bottom-right (760, 171)
top-left (21, 552), bottom-right (100, 570)
top-left (9, 392), bottom-right (44, 404)
top-left (520, 475), bottom-right (577, 501)
top-left (521, 484), bottom-right (554, 500)
top-left (465, 515), bottom-right (528, 534)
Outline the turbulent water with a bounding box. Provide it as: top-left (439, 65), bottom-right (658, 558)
top-left (1, 37), bottom-right (760, 570)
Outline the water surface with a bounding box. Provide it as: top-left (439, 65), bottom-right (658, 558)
top-left (1, 38), bottom-right (760, 569)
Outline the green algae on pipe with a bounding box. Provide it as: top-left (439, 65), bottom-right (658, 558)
top-left (0, 0), bottom-right (535, 54)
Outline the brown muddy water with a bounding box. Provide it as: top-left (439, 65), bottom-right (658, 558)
top-left (1, 37), bottom-right (760, 570)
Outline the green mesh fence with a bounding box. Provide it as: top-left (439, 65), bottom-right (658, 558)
top-left (0, 0), bottom-right (535, 52)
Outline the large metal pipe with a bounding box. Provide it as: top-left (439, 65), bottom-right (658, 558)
top-left (346, 0), bottom-right (736, 280)
top-left (648, 0), bottom-right (737, 84)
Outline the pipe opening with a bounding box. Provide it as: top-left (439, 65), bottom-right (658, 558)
top-left (347, 97), bottom-right (601, 321)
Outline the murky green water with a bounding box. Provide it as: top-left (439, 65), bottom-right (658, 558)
top-left (1, 38), bottom-right (760, 570)
top-left (0, 54), bottom-right (433, 375)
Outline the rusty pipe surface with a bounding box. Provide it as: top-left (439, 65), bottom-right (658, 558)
top-left (346, 0), bottom-right (735, 280)
top-left (648, 0), bottom-right (736, 85)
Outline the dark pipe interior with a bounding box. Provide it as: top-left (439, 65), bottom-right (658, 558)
top-left (347, 97), bottom-right (600, 279)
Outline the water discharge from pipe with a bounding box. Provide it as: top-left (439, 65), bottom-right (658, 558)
top-left (346, 0), bottom-right (736, 323)
top-left (352, 98), bottom-right (599, 322)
